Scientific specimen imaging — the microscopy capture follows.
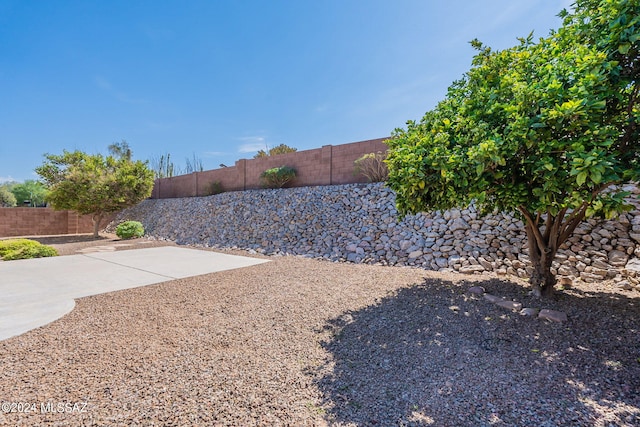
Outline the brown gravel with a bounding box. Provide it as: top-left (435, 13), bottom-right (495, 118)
top-left (0, 235), bottom-right (639, 426)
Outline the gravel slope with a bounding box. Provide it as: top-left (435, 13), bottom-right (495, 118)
top-left (0, 236), bottom-right (638, 426)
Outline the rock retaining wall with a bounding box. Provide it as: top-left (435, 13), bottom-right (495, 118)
top-left (111, 183), bottom-right (640, 291)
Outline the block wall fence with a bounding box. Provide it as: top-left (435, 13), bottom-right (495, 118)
top-left (151, 137), bottom-right (389, 199)
top-left (0, 208), bottom-right (97, 238)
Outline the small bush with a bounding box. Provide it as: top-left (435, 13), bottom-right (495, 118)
top-left (0, 187), bottom-right (17, 207)
top-left (354, 151), bottom-right (389, 182)
top-left (208, 181), bottom-right (224, 195)
top-left (115, 220), bottom-right (145, 239)
top-left (260, 166), bottom-right (297, 188)
top-left (0, 239), bottom-right (58, 260)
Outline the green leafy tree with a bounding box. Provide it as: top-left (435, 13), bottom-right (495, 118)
top-left (10, 180), bottom-right (49, 207)
top-left (0, 186), bottom-right (17, 207)
top-left (253, 144), bottom-right (297, 158)
top-left (36, 148), bottom-right (154, 237)
top-left (385, 1), bottom-right (640, 298)
top-left (108, 140), bottom-right (132, 161)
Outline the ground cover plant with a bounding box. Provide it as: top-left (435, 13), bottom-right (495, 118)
top-left (0, 238), bottom-right (58, 260)
top-left (115, 220), bottom-right (145, 239)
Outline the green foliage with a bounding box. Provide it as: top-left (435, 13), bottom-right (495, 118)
top-left (0, 186), bottom-right (17, 207)
top-left (385, 0), bottom-right (640, 297)
top-left (354, 151), bottom-right (389, 182)
top-left (149, 153), bottom-right (176, 178)
top-left (36, 147), bottom-right (155, 237)
top-left (9, 180), bottom-right (49, 207)
top-left (115, 220), bottom-right (145, 239)
top-left (184, 152), bottom-right (205, 174)
top-left (260, 166), bottom-right (297, 188)
top-left (149, 152), bottom-right (205, 178)
top-left (207, 181), bottom-right (224, 195)
top-left (108, 140), bottom-right (132, 161)
top-left (0, 239), bottom-right (58, 260)
top-left (254, 144), bottom-right (297, 158)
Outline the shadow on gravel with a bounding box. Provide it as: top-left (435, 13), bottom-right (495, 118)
top-left (314, 278), bottom-right (640, 426)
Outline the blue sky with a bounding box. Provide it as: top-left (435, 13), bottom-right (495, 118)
top-left (0, 0), bottom-right (571, 182)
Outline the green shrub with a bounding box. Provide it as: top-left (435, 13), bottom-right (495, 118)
top-left (0, 239), bottom-right (58, 260)
top-left (208, 181), bottom-right (224, 195)
top-left (0, 187), bottom-right (17, 207)
top-left (260, 166), bottom-right (297, 188)
top-left (115, 220), bottom-right (145, 239)
top-left (354, 151), bottom-right (388, 182)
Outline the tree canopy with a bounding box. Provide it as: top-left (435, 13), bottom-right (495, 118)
top-left (253, 144), bottom-right (297, 158)
top-left (385, 0), bottom-right (640, 297)
top-left (36, 148), bottom-right (154, 237)
top-left (8, 180), bottom-right (49, 207)
top-left (0, 186), bottom-right (17, 207)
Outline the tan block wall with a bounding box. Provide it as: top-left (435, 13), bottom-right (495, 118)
top-left (0, 208), bottom-right (99, 237)
top-left (152, 137), bottom-right (389, 198)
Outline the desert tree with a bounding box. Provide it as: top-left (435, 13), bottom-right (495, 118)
top-left (385, 0), bottom-right (639, 297)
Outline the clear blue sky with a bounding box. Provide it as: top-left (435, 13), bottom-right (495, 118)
top-left (0, 0), bottom-right (571, 182)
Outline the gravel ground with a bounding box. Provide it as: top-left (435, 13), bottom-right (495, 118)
top-left (0, 235), bottom-right (639, 426)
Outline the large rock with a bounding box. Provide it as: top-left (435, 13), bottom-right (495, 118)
top-left (538, 309), bottom-right (567, 322)
top-left (449, 217), bottom-right (469, 232)
top-left (625, 257), bottom-right (640, 274)
top-left (609, 251), bottom-right (629, 267)
top-left (459, 265), bottom-right (485, 274)
top-left (495, 300), bottom-right (523, 311)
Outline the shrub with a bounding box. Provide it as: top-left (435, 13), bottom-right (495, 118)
top-left (260, 166), bottom-right (297, 188)
top-left (0, 239), bottom-right (58, 260)
top-left (0, 187), bottom-right (17, 207)
top-left (115, 220), bottom-right (145, 239)
top-left (354, 151), bottom-right (388, 182)
top-left (207, 181), bottom-right (224, 195)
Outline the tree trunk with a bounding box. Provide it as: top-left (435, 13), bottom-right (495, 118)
top-left (525, 222), bottom-right (557, 298)
top-left (519, 204), bottom-right (589, 299)
top-left (92, 213), bottom-right (104, 238)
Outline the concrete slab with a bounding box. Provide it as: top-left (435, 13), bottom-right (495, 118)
top-left (0, 246), bottom-right (269, 341)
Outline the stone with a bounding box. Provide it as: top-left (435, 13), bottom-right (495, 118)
top-left (399, 240), bottom-right (412, 251)
top-left (468, 286), bottom-right (485, 295)
top-left (538, 309), bottom-right (567, 322)
top-left (495, 300), bottom-right (523, 311)
top-left (580, 272), bottom-right (604, 282)
top-left (609, 250), bottom-right (629, 267)
top-left (616, 281), bottom-right (633, 290)
top-left (511, 260), bottom-right (526, 269)
top-left (558, 276), bottom-right (573, 288)
top-left (557, 265), bottom-right (574, 276)
top-left (591, 258), bottom-right (611, 270)
top-left (519, 308), bottom-right (539, 316)
top-left (449, 217), bottom-right (469, 232)
top-left (408, 250), bottom-right (423, 259)
top-left (484, 293), bottom-right (503, 303)
top-left (478, 257), bottom-right (493, 270)
top-left (435, 257), bottom-right (448, 268)
top-left (345, 243), bottom-right (357, 252)
top-left (459, 265), bottom-right (485, 274)
top-left (495, 268), bottom-right (507, 276)
top-left (625, 258), bottom-right (640, 274)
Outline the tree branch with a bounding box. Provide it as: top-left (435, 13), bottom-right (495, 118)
top-left (519, 205), bottom-right (547, 252)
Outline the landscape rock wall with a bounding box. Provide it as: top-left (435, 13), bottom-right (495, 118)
top-left (111, 183), bottom-right (640, 290)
